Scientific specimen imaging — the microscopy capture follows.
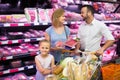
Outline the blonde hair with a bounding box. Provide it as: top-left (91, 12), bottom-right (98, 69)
top-left (45, 74), bottom-right (57, 80)
top-left (51, 8), bottom-right (65, 27)
top-left (39, 39), bottom-right (51, 47)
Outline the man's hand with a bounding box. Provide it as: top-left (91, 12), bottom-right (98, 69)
top-left (96, 48), bottom-right (104, 55)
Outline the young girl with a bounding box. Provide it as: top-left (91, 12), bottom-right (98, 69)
top-left (35, 40), bottom-right (56, 80)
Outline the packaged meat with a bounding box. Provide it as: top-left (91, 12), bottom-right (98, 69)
top-left (10, 48), bottom-right (18, 55)
top-left (38, 8), bottom-right (49, 23)
top-left (51, 0), bottom-right (58, 3)
top-left (74, 0), bottom-right (80, 4)
top-left (58, 0), bottom-right (68, 7)
top-left (0, 36), bottom-right (8, 41)
top-left (0, 48), bottom-right (4, 57)
top-left (0, 15), bottom-right (12, 23)
top-left (28, 75), bottom-right (35, 80)
top-left (10, 60), bottom-right (22, 68)
top-left (39, 31), bottom-right (45, 37)
top-left (8, 32), bottom-right (24, 39)
top-left (24, 32), bottom-right (31, 38)
top-left (19, 49), bottom-right (28, 54)
top-left (24, 61), bottom-right (35, 65)
top-left (55, 41), bottom-right (65, 48)
top-left (45, 9), bottom-right (55, 22)
top-left (11, 14), bottom-right (28, 23)
top-left (12, 73), bottom-right (28, 80)
top-left (0, 65), bottom-right (4, 71)
top-left (2, 49), bottom-right (11, 56)
top-left (24, 8), bottom-right (38, 23)
top-left (28, 47), bottom-right (39, 52)
top-left (3, 76), bottom-right (12, 80)
top-left (65, 39), bottom-right (78, 48)
top-left (65, 11), bottom-right (82, 21)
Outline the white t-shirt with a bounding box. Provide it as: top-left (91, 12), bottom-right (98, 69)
top-left (77, 18), bottom-right (114, 51)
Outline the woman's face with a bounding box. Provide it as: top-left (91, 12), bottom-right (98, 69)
top-left (39, 42), bottom-right (50, 56)
top-left (58, 13), bottom-right (66, 24)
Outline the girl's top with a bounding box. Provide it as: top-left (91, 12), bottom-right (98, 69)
top-left (35, 54), bottom-right (53, 80)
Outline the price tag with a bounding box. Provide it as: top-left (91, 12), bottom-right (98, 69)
top-left (12, 40), bottom-right (19, 43)
top-left (36, 37), bottom-right (45, 41)
top-left (6, 56), bottom-right (13, 60)
top-left (4, 23), bottom-right (10, 27)
top-left (3, 70), bottom-right (10, 74)
top-left (18, 23), bottom-right (24, 26)
top-left (34, 22), bottom-right (39, 25)
top-left (24, 39), bottom-right (30, 42)
top-left (18, 67), bottom-right (24, 71)
top-left (71, 22), bottom-right (75, 24)
top-left (42, 22), bottom-right (48, 25)
top-left (28, 65), bottom-right (34, 69)
top-left (1, 41), bottom-right (8, 44)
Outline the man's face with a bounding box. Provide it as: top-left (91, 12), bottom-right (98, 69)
top-left (80, 7), bottom-right (89, 21)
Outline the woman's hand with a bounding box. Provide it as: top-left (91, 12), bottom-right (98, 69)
top-left (55, 41), bottom-right (64, 48)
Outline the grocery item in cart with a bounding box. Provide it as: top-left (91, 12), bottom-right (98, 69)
top-left (53, 65), bottom-right (63, 75)
top-left (45, 74), bottom-right (57, 80)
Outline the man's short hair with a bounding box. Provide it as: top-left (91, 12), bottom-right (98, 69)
top-left (81, 5), bottom-right (95, 15)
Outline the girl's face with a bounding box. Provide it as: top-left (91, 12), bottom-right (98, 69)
top-left (58, 14), bottom-right (66, 24)
top-left (39, 42), bottom-right (50, 56)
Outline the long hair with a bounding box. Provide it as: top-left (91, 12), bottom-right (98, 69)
top-left (51, 8), bottom-right (65, 27)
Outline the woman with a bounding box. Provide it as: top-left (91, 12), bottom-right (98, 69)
top-left (45, 8), bottom-right (70, 63)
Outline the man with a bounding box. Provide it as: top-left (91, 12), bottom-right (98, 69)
top-left (75, 5), bottom-right (115, 55)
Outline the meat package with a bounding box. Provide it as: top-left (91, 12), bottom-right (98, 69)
top-left (11, 73), bottom-right (29, 80)
top-left (24, 8), bottom-right (38, 23)
top-left (10, 60), bottom-right (22, 68)
top-left (38, 8), bottom-right (49, 23)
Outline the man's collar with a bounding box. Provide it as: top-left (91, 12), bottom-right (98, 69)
top-left (84, 18), bottom-right (96, 25)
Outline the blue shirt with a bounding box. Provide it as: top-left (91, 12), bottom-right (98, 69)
top-left (46, 26), bottom-right (70, 47)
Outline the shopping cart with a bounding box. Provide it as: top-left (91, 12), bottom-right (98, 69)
top-left (90, 62), bottom-right (103, 80)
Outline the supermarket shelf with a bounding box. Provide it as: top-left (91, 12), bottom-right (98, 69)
top-left (0, 65), bottom-right (35, 76)
top-left (0, 21), bottom-right (81, 27)
top-left (0, 20), bottom-right (120, 27)
top-left (0, 37), bottom-right (45, 45)
top-left (0, 51), bottom-right (39, 61)
top-left (0, 22), bottom-right (51, 27)
top-left (68, 20), bottom-right (120, 24)
top-left (81, 0), bottom-right (120, 4)
top-left (103, 20), bottom-right (120, 23)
